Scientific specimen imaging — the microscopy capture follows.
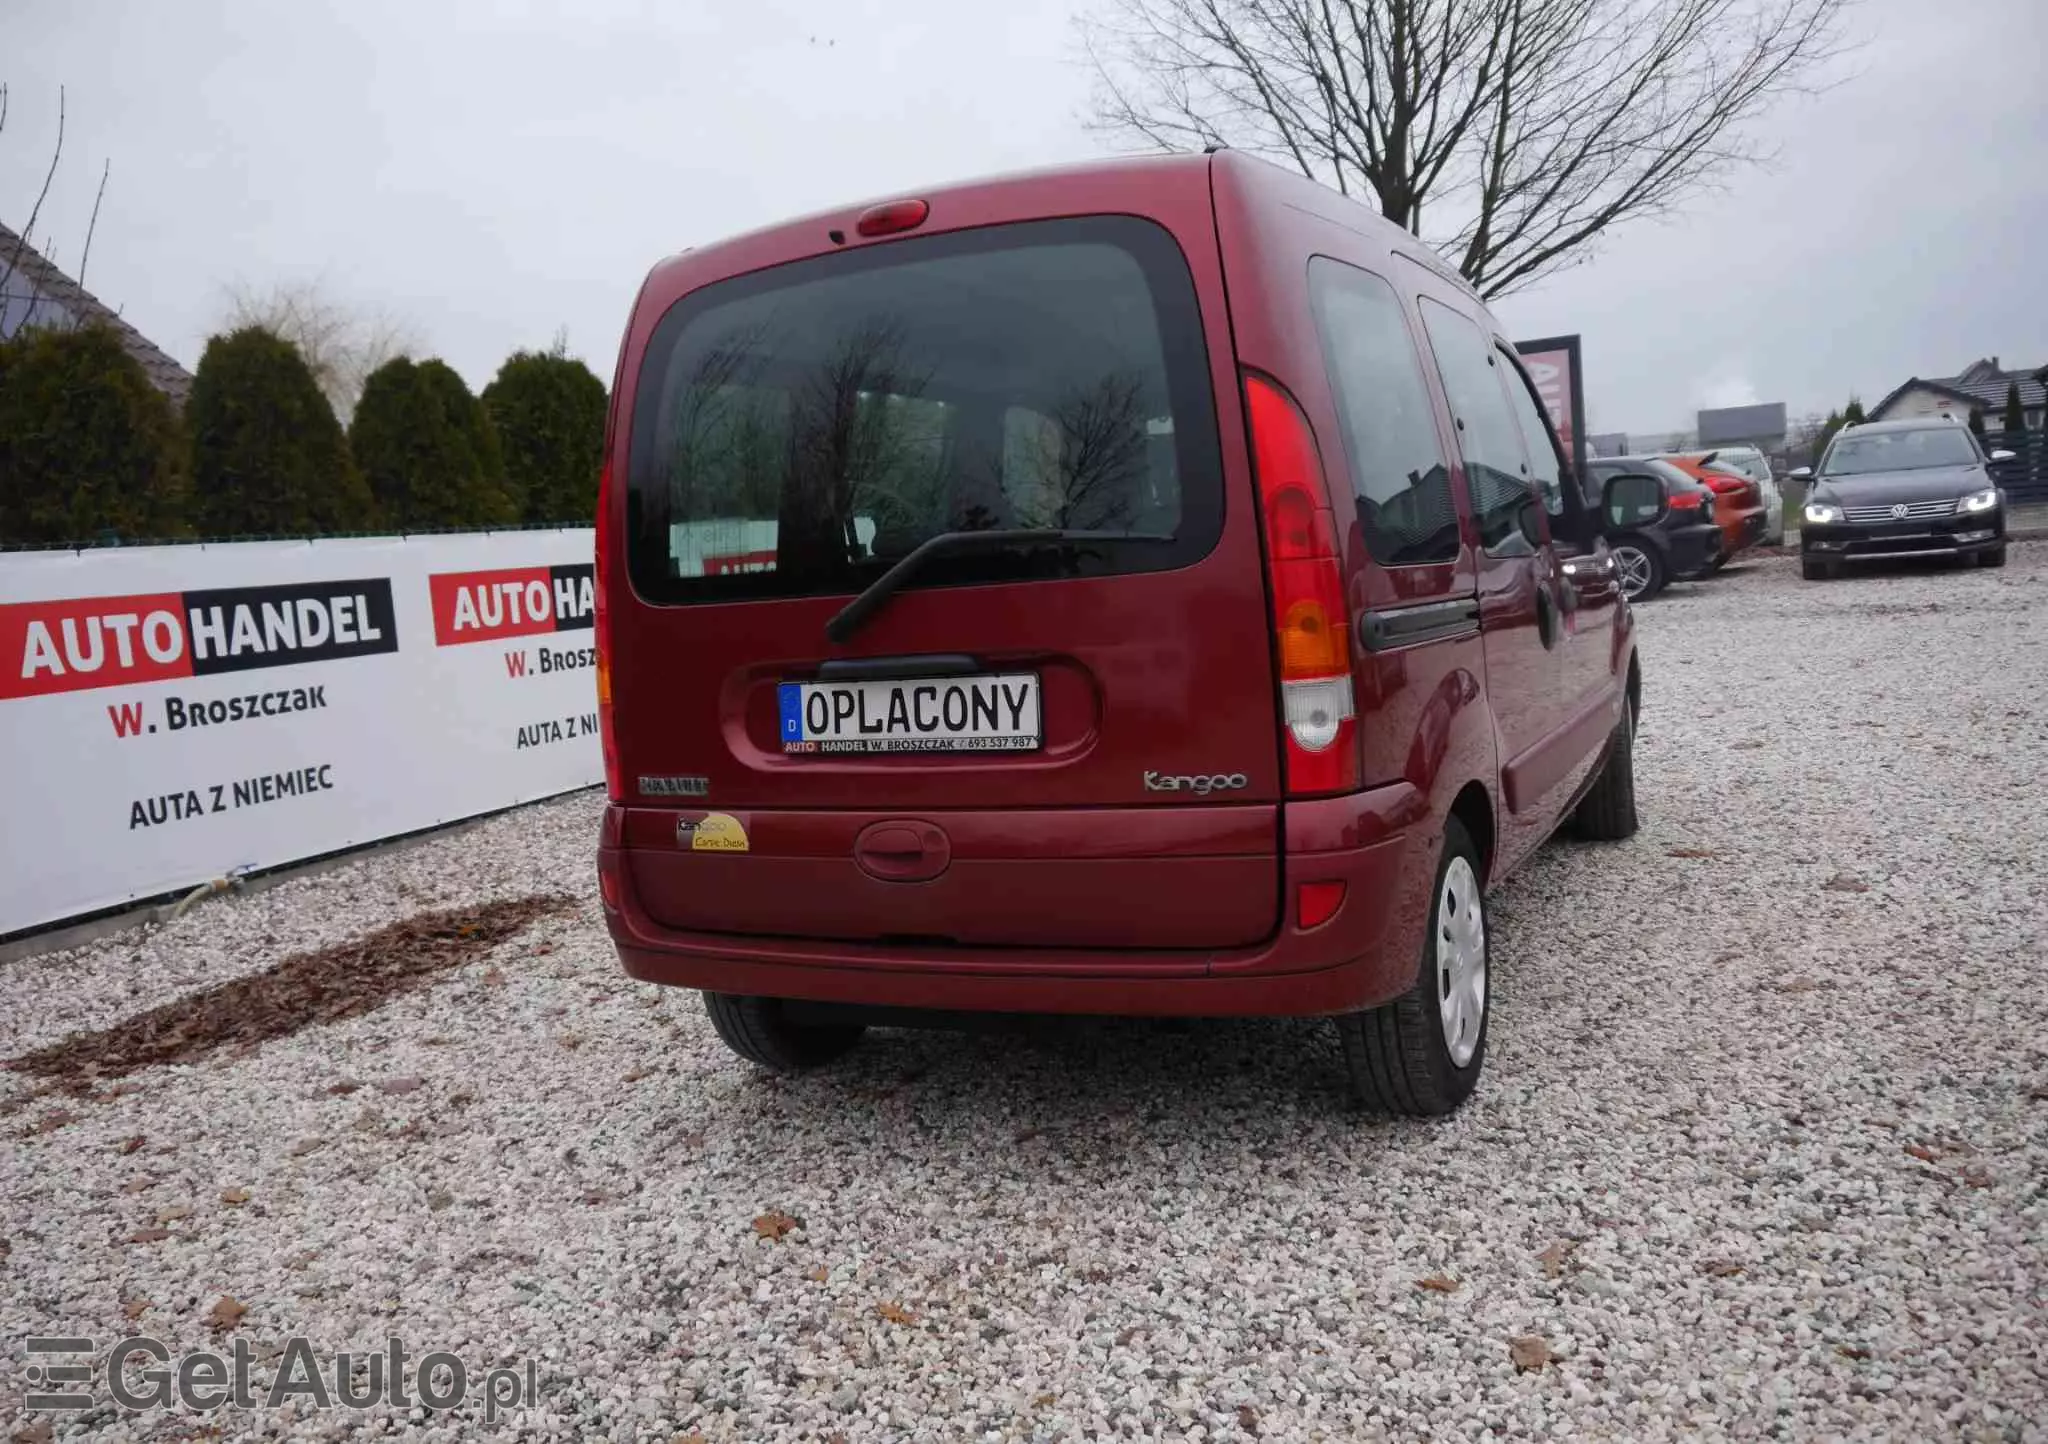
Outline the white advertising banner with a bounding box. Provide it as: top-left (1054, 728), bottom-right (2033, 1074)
top-left (0, 531), bottom-right (601, 936)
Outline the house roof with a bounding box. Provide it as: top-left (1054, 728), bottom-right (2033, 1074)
top-left (1873, 361), bottom-right (2046, 421)
top-left (0, 221), bottom-right (195, 405)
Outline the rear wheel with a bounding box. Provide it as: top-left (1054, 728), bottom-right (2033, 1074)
top-left (702, 993), bottom-right (865, 1072)
top-left (1612, 539), bottom-right (1664, 601)
top-left (1980, 545), bottom-right (2007, 569)
top-left (1801, 556), bottom-right (1837, 581)
top-left (1573, 696), bottom-right (1639, 841)
top-left (1335, 817), bottom-right (1488, 1117)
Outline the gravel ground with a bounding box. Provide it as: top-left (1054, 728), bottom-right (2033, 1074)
top-left (4, 546), bottom-right (2045, 1443)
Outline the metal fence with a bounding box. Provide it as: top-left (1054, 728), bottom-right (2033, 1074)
top-left (1989, 430), bottom-right (2048, 505)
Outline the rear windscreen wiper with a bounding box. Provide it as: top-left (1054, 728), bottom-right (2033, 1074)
top-left (825, 528), bottom-right (1172, 643)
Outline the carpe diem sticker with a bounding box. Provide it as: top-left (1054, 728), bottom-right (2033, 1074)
top-left (676, 811), bottom-right (749, 852)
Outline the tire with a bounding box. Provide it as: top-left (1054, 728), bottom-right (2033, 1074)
top-left (1573, 695), bottom-right (1638, 841)
top-left (1980, 545), bottom-right (2007, 569)
top-left (1334, 816), bottom-right (1489, 1117)
top-left (1801, 556), bottom-right (1836, 581)
top-left (1611, 539), bottom-right (1664, 601)
top-left (702, 993), bottom-right (865, 1073)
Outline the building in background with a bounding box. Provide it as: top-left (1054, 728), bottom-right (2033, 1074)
top-left (1587, 431), bottom-right (1631, 458)
top-left (1697, 402), bottom-right (1788, 457)
top-left (0, 220), bottom-right (194, 405)
top-left (1870, 358), bottom-right (2044, 432)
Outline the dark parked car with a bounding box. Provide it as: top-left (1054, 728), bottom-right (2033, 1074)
top-left (593, 150), bottom-right (1650, 1116)
top-left (1792, 419), bottom-right (2012, 580)
top-left (1583, 457), bottom-right (1722, 600)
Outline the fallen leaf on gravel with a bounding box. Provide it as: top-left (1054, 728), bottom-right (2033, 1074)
top-left (220, 1188), bottom-right (251, 1206)
top-left (1666, 848), bottom-right (1718, 859)
top-left (116, 1134), bottom-right (147, 1154)
top-left (807, 1266), bottom-right (829, 1282)
top-left (13, 1421), bottom-right (54, 1444)
top-left (1509, 1335), bottom-right (1550, 1371)
top-left (1731, 740), bottom-right (1765, 750)
top-left (126, 1228), bottom-right (171, 1244)
top-left (1904, 1143), bottom-right (1938, 1163)
top-left (1033, 1394), bottom-right (1056, 1408)
top-left (1537, 1241), bottom-right (1576, 1277)
top-left (752, 1211), bottom-right (800, 1241)
top-left (1697, 1259), bottom-right (1745, 1277)
top-left (25, 1108), bottom-right (75, 1135)
top-left (4, 897), bottom-right (573, 1085)
top-left (290, 1137), bottom-right (326, 1157)
top-left (122, 1297), bottom-right (149, 1320)
top-left (377, 1076), bottom-right (425, 1095)
top-left (623, 1066), bottom-right (652, 1083)
top-left (206, 1296), bottom-right (247, 1334)
top-left (1237, 1404), bottom-right (1260, 1434)
top-left (325, 1081), bottom-right (361, 1096)
top-left (558, 1034), bottom-right (585, 1051)
top-left (1822, 873), bottom-right (1870, 893)
top-left (1959, 1162), bottom-right (1992, 1188)
top-left (121, 1176), bottom-right (157, 1194)
top-left (876, 1301), bottom-right (918, 1325)
top-left (1837, 1345), bottom-right (1871, 1360)
top-left (156, 1206), bottom-right (191, 1224)
top-left (582, 1190), bottom-right (609, 1205)
top-left (1014, 1126), bottom-right (1044, 1143)
top-left (483, 967), bottom-right (506, 987)
top-left (670, 1435), bottom-right (707, 1444)
top-left (1416, 1274), bottom-right (1460, 1293)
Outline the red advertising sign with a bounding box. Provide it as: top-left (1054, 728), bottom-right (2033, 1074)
top-left (1514, 334), bottom-right (1586, 477)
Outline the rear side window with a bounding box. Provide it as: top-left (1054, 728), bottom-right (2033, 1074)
top-left (1417, 299), bottom-right (1535, 553)
top-left (1307, 259), bottom-right (1458, 566)
top-left (624, 216), bottom-right (1221, 605)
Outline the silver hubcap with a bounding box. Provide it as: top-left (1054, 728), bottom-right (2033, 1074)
top-left (1614, 546), bottom-right (1654, 599)
top-left (1435, 855), bottom-right (1487, 1068)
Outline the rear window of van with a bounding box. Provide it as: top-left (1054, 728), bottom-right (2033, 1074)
top-left (624, 216), bottom-right (1222, 605)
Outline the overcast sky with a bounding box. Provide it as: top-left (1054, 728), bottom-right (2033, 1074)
top-left (4, 0), bottom-right (2042, 436)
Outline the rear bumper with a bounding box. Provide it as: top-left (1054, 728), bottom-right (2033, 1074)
top-left (1663, 522), bottom-right (1722, 578)
top-left (599, 784), bottom-right (1437, 1018)
top-left (1802, 510), bottom-right (2004, 559)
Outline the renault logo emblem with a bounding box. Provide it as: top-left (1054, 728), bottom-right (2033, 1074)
top-left (1890, 503), bottom-right (1909, 519)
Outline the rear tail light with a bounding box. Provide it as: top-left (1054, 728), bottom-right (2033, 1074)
top-left (1670, 491), bottom-right (1707, 511)
top-left (593, 459), bottom-right (622, 801)
top-left (1243, 372), bottom-right (1358, 797)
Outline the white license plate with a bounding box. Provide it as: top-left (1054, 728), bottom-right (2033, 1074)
top-left (777, 673), bottom-right (1041, 754)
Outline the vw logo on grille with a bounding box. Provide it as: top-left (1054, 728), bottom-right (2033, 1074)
top-left (1890, 503), bottom-right (1909, 519)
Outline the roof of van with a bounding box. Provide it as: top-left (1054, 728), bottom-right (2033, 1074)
top-left (644, 149), bottom-right (1448, 298)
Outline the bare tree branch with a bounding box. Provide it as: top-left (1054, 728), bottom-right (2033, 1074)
top-left (76, 158), bottom-right (110, 290)
top-left (1080, 0), bottom-right (1853, 295)
top-left (1, 83), bottom-right (65, 301)
top-left (219, 279), bottom-right (426, 422)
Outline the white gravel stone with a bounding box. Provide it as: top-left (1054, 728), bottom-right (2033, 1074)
top-left (4, 546), bottom-right (2046, 1441)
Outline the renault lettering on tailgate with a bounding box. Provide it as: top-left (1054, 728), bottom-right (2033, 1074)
top-left (778, 674), bottom-right (1040, 754)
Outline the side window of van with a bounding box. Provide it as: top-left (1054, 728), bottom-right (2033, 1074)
top-left (1495, 346), bottom-right (1568, 524)
top-left (1307, 259), bottom-right (1458, 566)
top-left (1417, 299), bottom-right (1538, 554)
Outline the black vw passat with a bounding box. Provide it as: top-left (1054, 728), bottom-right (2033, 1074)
top-left (1793, 419), bottom-right (2011, 580)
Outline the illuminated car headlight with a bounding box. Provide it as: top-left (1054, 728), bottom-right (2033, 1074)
top-left (1958, 487), bottom-right (1999, 514)
top-left (1804, 501), bottom-right (1842, 525)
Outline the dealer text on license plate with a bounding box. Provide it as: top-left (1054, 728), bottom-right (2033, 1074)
top-left (777, 674), bottom-right (1041, 754)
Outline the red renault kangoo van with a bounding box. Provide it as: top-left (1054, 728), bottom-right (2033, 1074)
top-left (594, 151), bottom-right (1650, 1114)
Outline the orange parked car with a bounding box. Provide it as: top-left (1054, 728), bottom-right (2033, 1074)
top-left (1657, 453), bottom-right (1768, 565)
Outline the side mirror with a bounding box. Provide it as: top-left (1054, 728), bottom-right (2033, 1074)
top-left (1788, 466), bottom-right (1814, 480)
top-left (1990, 449), bottom-right (2016, 462)
top-left (1602, 473), bottom-right (1667, 530)
top-left (1516, 497), bottom-right (1545, 549)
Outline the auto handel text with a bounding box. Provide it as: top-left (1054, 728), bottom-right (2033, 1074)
top-left (22, 1335), bottom-right (537, 1421)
